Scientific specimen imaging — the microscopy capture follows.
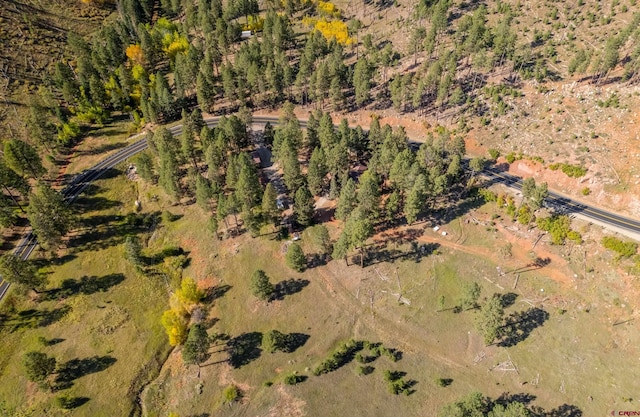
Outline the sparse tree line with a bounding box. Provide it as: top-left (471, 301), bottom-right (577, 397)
top-left (439, 390), bottom-right (582, 417)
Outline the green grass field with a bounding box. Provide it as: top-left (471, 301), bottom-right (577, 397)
top-left (0, 169), bottom-right (170, 416)
top-left (2, 169), bottom-right (639, 416)
top-left (138, 197), bottom-right (640, 416)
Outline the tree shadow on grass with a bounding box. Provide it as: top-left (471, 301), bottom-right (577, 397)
top-left (144, 246), bottom-right (188, 266)
top-left (202, 284), bottom-right (232, 304)
top-left (271, 279), bottom-right (310, 301)
top-left (542, 404), bottom-right (582, 417)
top-left (500, 292), bottom-right (518, 308)
top-left (40, 273), bottom-right (125, 301)
top-left (55, 355), bottom-right (117, 390)
top-left (366, 239), bottom-right (440, 266)
top-left (56, 396), bottom-right (90, 409)
top-left (226, 332), bottom-right (262, 368)
top-left (40, 337), bottom-right (65, 346)
top-left (0, 305), bottom-right (71, 332)
top-left (32, 253), bottom-right (77, 269)
top-left (498, 308), bottom-right (549, 347)
top-left (306, 253), bottom-right (329, 269)
top-left (281, 333), bottom-right (310, 353)
top-left (494, 392), bottom-right (536, 407)
top-left (70, 212), bottom-right (161, 252)
top-left (72, 195), bottom-right (122, 214)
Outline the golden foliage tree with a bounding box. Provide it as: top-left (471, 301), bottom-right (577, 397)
top-left (176, 277), bottom-right (205, 306)
top-left (314, 19), bottom-right (353, 45)
top-left (126, 44), bottom-right (144, 64)
top-left (161, 309), bottom-right (189, 346)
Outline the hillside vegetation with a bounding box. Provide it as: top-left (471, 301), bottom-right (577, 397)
top-left (1, 0), bottom-right (640, 416)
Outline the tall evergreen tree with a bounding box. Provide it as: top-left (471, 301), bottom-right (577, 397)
top-left (195, 175), bottom-right (215, 211)
top-left (0, 255), bottom-right (46, 293)
top-left (22, 351), bottom-right (56, 386)
top-left (294, 184), bottom-right (314, 227)
top-left (353, 58), bottom-right (371, 107)
top-left (404, 174), bottom-right (429, 224)
top-left (182, 323), bottom-right (211, 377)
top-left (26, 183), bottom-right (74, 250)
top-left (335, 178), bottom-right (357, 221)
top-left (261, 183), bottom-right (280, 226)
top-left (251, 269), bottom-right (274, 300)
top-left (285, 242), bottom-right (306, 272)
top-left (357, 170), bottom-right (380, 220)
top-left (3, 140), bottom-right (45, 179)
top-left (235, 154), bottom-right (262, 212)
top-left (307, 147), bottom-right (327, 196)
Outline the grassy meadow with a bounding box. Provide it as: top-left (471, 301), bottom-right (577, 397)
top-left (1, 167), bottom-right (639, 416)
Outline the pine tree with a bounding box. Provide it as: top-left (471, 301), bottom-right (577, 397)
top-left (335, 178), bottom-right (357, 221)
top-left (124, 236), bottom-right (144, 270)
top-left (182, 323), bottom-right (211, 376)
top-left (181, 111), bottom-right (197, 168)
top-left (285, 242), bottom-right (306, 272)
top-left (27, 183), bottom-right (74, 250)
top-left (307, 147), bottom-right (327, 196)
top-left (353, 58), bottom-right (371, 107)
top-left (196, 176), bottom-right (215, 211)
top-left (345, 208), bottom-right (373, 268)
top-left (475, 294), bottom-right (504, 345)
top-left (134, 152), bottom-right (155, 182)
top-left (0, 160), bottom-right (29, 214)
top-left (25, 99), bottom-right (57, 152)
top-left (282, 141), bottom-right (303, 193)
top-left (311, 224), bottom-right (332, 256)
top-left (294, 184), bottom-right (314, 227)
top-left (3, 140), bottom-right (45, 179)
top-left (235, 154), bottom-right (262, 212)
top-left (0, 195), bottom-right (18, 228)
top-left (261, 183), bottom-right (280, 226)
top-left (251, 269), bottom-right (274, 300)
top-left (357, 170), bottom-right (380, 220)
top-left (0, 254), bottom-right (46, 293)
top-left (196, 68), bottom-right (215, 111)
top-left (404, 174), bottom-right (428, 224)
top-left (22, 351), bottom-right (56, 386)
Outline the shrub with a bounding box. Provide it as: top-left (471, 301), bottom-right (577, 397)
top-left (223, 385), bottom-right (241, 403)
top-left (436, 377), bottom-right (453, 387)
top-left (567, 230), bottom-right (583, 244)
top-left (383, 370), bottom-right (413, 395)
top-left (602, 236), bottom-right (638, 258)
top-left (478, 188), bottom-right (497, 202)
top-left (283, 373), bottom-right (306, 385)
top-left (548, 163), bottom-right (587, 178)
top-left (488, 148), bottom-right (500, 160)
top-left (537, 215), bottom-right (575, 245)
top-left (357, 365), bottom-right (375, 375)
top-left (581, 187), bottom-right (591, 195)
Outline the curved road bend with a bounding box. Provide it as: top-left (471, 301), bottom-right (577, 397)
top-left (1, 116), bottom-right (639, 301)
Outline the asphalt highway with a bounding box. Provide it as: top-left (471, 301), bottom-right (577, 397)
top-left (1, 116), bottom-right (638, 301)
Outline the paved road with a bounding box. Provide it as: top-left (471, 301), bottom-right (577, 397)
top-left (1, 115), bottom-right (639, 301)
top-left (482, 166), bottom-right (640, 235)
